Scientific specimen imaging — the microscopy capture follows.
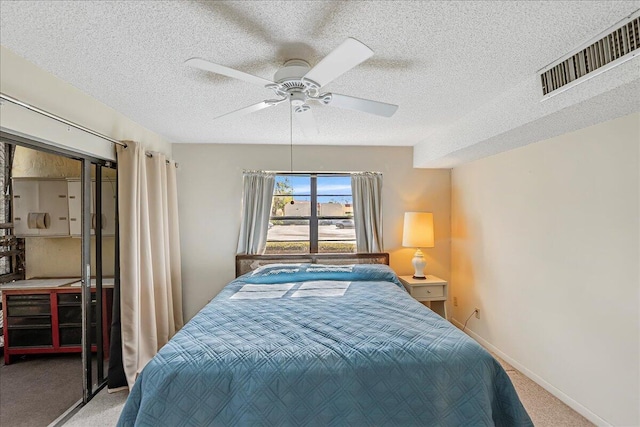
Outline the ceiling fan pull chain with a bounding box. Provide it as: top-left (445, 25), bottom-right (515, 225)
top-left (290, 102), bottom-right (293, 174)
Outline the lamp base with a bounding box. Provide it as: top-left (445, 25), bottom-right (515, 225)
top-left (411, 248), bottom-right (427, 279)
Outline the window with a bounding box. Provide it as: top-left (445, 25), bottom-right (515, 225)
top-left (266, 173), bottom-right (356, 254)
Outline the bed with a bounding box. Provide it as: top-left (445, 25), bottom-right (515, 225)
top-left (118, 254), bottom-right (532, 426)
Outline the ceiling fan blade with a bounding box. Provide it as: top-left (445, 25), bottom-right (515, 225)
top-left (293, 106), bottom-right (318, 136)
top-left (185, 57), bottom-right (274, 87)
top-left (324, 93), bottom-right (398, 117)
top-left (303, 38), bottom-right (373, 88)
top-left (214, 101), bottom-right (277, 120)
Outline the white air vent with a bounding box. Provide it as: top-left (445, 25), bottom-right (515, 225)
top-left (540, 10), bottom-right (640, 97)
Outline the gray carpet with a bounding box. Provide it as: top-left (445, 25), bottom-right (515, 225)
top-left (64, 388), bottom-right (127, 427)
top-left (65, 354), bottom-right (595, 427)
top-left (0, 354), bottom-right (84, 427)
top-left (492, 354), bottom-right (594, 427)
top-left (508, 371), bottom-right (594, 426)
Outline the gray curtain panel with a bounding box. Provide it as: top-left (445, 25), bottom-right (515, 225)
top-left (237, 171), bottom-right (275, 255)
top-left (351, 172), bottom-right (384, 253)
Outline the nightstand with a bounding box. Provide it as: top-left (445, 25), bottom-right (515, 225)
top-left (398, 275), bottom-right (448, 319)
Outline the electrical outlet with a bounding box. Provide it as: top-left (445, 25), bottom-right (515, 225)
top-left (475, 308), bottom-right (480, 319)
top-left (453, 297), bottom-right (458, 307)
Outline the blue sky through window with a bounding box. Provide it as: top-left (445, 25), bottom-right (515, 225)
top-left (275, 175), bottom-right (352, 203)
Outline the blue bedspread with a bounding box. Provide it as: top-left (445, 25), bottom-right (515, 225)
top-left (118, 264), bottom-right (532, 426)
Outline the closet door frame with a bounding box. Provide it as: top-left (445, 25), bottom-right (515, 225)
top-left (0, 130), bottom-right (117, 409)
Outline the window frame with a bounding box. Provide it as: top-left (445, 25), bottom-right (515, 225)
top-left (268, 172), bottom-right (355, 254)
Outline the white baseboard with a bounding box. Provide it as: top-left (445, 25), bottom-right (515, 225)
top-left (450, 318), bottom-right (611, 427)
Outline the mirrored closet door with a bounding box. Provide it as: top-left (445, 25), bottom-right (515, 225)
top-left (0, 133), bottom-right (117, 426)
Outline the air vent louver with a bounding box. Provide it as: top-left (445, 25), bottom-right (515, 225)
top-left (540, 11), bottom-right (639, 96)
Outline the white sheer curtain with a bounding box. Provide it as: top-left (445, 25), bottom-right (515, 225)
top-left (237, 171), bottom-right (275, 255)
top-left (351, 172), bottom-right (384, 252)
top-left (116, 141), bottom-right (184, 389)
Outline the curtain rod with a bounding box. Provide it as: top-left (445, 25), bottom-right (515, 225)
top-left (145, 151), bottom-right (178, 167)
top-left (1, 93), bottom-right (178, 167)
top-left (246, 171), bottom-right (382, 176)
top-left (0, 93), bottom-right (128, 147)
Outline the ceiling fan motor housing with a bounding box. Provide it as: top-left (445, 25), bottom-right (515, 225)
top-left (272, 59), bottom-right (317, 111)
top-left (274, 59), bottom-right (310, 83)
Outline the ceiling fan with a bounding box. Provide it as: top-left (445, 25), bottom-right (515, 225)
top-left (185, 38), bottom-right (399, 136)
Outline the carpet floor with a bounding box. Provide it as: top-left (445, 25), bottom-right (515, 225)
top-left (0, 352), bottom-right (109, 427)
top-left (65, 354), bottom-right (594, 427)
top-left (0, 353), bottom-right (84, 427)
top-left (64, 387), bottom-right (127, 427)
top-left (493, 354), bottom-right (593, 426)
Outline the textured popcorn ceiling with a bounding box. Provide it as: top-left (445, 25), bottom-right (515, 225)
top-left (0, 1), bottom-right (639, 167)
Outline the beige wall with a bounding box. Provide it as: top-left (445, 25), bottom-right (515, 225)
top-left (11, 146), bottom-right (116, 278)
top-left (0, 46), bottom-right (171, 159)
top-left (24, 237), bottom-right (116, 279)
top-left (450, 113), bottom-right (639, 426)
top-left (173, 144), bottom-right (451, 320)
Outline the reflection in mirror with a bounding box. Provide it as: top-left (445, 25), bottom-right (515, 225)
top-left (0, 142), bottom-right (86, 425)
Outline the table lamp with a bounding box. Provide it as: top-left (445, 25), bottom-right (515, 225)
top-left (402, 212), bottom-right (434, 279)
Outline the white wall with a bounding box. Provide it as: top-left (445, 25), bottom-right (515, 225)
top-left (0, 46), bottom-right (171, 158)
top-left (173, 144), bottom-right (451, 320)
top-left (450, 113), bottom-right (639, 426)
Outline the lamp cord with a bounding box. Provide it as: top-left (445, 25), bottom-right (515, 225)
top-left (462, 309), bottom-right (478, 332)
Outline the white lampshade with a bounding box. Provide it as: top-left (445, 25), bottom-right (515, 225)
top-left (402, 212), bottom-right (434, 248)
